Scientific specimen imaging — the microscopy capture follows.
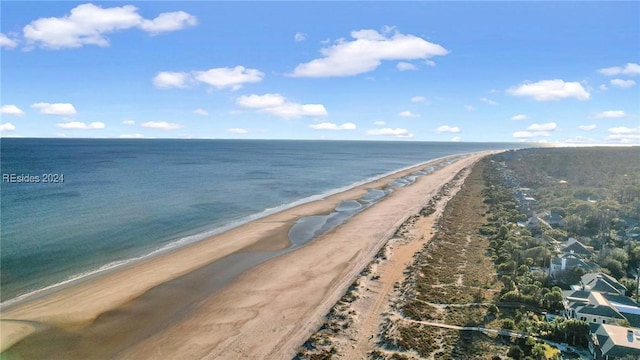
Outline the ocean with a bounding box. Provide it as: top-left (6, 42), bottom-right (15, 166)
top-left (0, 139), bottom-right (524, 305)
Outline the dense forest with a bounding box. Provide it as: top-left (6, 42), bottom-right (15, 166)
top-left (478, 147), bottom-right (640, 357)
top-left (490, 147), bottom-right (640, 285)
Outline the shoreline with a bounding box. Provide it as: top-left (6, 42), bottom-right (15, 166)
top-left (0, 154), bottom-right (461, 310)
top-left (0, 151), bottom-right (498, 357)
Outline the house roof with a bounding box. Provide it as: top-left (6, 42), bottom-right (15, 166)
top-left (606, 294), bottom-right (640, 327)
top-left (543, 212), bottom-right (564, 223)
top-left (582, 273), bottom-right (627, 295)
top-left (552, 256), bottom-right (594, 275)
top-left (562, 240), bottom-right (592, 255)
top-left (624, 313), bottom-right (640, 328)
top-left (593, 324), bottom-right (640, 357)
top-left (577, 304), bottom-right (625, 319)
top-left (563, 290), bottom-right (591, 302)
top-left (604, 293), bottom-right (639, 307)
top-left (590, 292), bottom-right (610, 306)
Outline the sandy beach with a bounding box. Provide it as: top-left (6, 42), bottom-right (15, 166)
top-left (0, 151), bottom-right (493, 359)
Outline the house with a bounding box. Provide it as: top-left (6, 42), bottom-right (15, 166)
top-left (550, 254), bottom-right (595, 277)
top-left (564, 289), bottom-right (640, 328)
top-left (588, 324), bottom-right (640, 359)
top-left (542, 211), bottom-right (564, 228)
top-left (563, 289), bottom-right (592, 306)
top-left (569, 292), bottom-right (626, 325)
top-left (604, 293), bottom-right (640, 328)
top-left (525, 215), bottom-right (550, 230)
top-left (580, 273), bottom-right (627, 296)
top-left (562, 238), bottom-right (594, 257)
top-left (514, 187), bottom-right (536, 214)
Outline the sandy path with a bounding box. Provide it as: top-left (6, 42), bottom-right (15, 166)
top-left (1, 152), bottom-right (494, 359)
top-left (341, 166), bottom-right (472, 360)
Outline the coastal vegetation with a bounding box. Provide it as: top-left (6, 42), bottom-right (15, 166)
top-left (379, 158), bottom-right (512, 359)
top-left (295, 147), bottom-right (639, 359)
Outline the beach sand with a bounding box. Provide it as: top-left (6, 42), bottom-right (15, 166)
top-left (0, 151), bottom-right (493, 359)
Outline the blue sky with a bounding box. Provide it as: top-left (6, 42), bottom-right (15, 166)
top-left (1, 1), bottom-right (639, 144)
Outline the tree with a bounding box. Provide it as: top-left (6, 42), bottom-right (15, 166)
top-left (488, 304), bottom-right (500, 317)
top-left (502, 318), bottom-right (516, 330)
top-left (600, 258), bottom-right (625, 279)
top-left (560, 319), bottom-right (589, 346)
top-left (542, 290), bottom-right (564, 312)
top-left (507, 345), bottom-right (524, 360)
top-left (554, 267), bottom-right (586, 288)
top-left (620, 278), bottom-right (638, 298)
top-left (531, 343), bottom-right (547, 360)
top-left (563, 214), bottom-right (585, 236)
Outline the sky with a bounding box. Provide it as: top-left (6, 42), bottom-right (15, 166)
top-left (0, 1), bottom-right (639, 144)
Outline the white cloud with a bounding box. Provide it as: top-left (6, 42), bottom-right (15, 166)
top-left (122, 120), bottom-right (135, 125)
top-left (138, 11), bottom-right (197, 34)
top-left (263, 103), bottom-right (327, 119)
top-left (513, 122), bottom-right (557, 138)
top-left (153, 72), bottom-right (190, 89)
top-left (512, 131), bottom-right (535, 138)
top-left (228, 128), bottom-right (249, 134)
top-left (373, 121), bottom-right (386, 126)
top-left (0, 123), bottom-right (16, 132)
top-left (410, 96), bottom-right (427, 103)
top-left (0, 105), bottom-right (25, 116)
top-left (118, 133), bottom-right (145, 138)
top-left (599, 84), bottom-right (608, 91)
top-left (309, 122), bottom-right (356, 130)
top-left (578, 124), bottom-right (597, 131)
top-left (23, 3), bottom-right (197, 49)
top-left (610, 79), bottom-right (636, 88)
top-left (31, 102), bottom-right (76, 115)
top-left (153, 66), bottom-right (264, 91)
top-left (606, 126), bottom-right (640, 143)
top-left (527, 122), bottom-right (557, 131)
top-left (451, 136), bottom-right (462, 142)
top-left (511, 114), bottom-right (528, 121)
top-left (193, 66), bottom-right (264, 91)
top-left (397, 62), bottom-right (417, 71)
top-left (237, 93), bottom-right (285, 108)
top-left (141, 121), bottom-right (182, 130)
top-left (595, 110), bottom-right (626, 118)
top-left (464, 105), bottom-right (476, 112)
top-left (290, 28), bottom-right (448, 77)
top-left (507, 79), bottom-right (590, 101)
top-left (193, 108), bottom-right (208, 116)
top-left (236, 93), bottom-right (327, 119)
top-left (608, 126), bottom-right (640, 134)
top-left (0, 33), bottom-right (18, 49)
top-left (435, 125), bottom-right (460, 133)
top-left (598, 63), bottom-right (640, 76)
top-left (424, 59), bottom-right (436, 67)
top-left (399, 110), bottom-right (419, 118)
top-left (294, 32), bottom-right (307, 42)
top-left (56, 121), bottom-right (105, 129)
top-left (367, 127), bottom-right (414, 138)
top-left (480, 97), bottom-right (498, 105)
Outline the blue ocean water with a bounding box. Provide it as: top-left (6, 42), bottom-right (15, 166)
top-left (0, 139), bottom-right (522, 304)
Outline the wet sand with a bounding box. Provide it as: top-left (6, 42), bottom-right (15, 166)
top-left (0, 151), bottom-right (494, 359)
